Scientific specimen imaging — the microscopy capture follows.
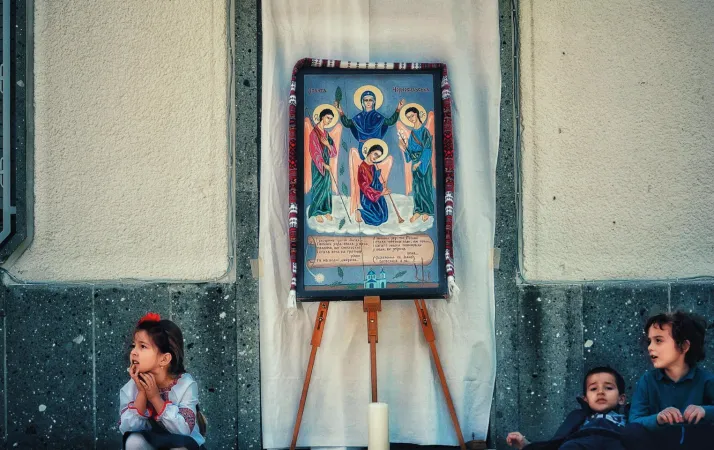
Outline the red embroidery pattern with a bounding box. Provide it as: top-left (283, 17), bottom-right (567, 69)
top-left (179, 407), bottom-right (196, 432)
top-left (121, 401), bottom-right (150, 425)
top-left (156, 374), bottom-right (182, 408)
top-left (160, 374), bottom-right (182, 393)
top-left (287, 59), bottom-right (456, 293)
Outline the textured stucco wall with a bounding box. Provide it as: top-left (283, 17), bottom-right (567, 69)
top-left (7, 0), bottom-right (230, 281)
top-left (519, 0), bottom-right (714, 281)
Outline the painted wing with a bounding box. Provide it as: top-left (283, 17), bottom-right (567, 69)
top-left (396, 121), bottom-right (413, 195)
top-left (304, 118), bottom-right (314, 192)
top-left (425, 111), bottom-right (436, 187)
top-left (328, 123), bottom-right (343, 193)
top-left (349, 147), bottom-right (361, 214)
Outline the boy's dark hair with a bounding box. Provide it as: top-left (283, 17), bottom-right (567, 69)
top-left (367, 144), bottom-right (384, 156)
top-left (583, 366), bottom-right (625, 395)
top-left (645, 311), bottom-right (707, 366)
top-left (319, 108), bottom-right (334, 120)
top-left (134, 317), bottom-right (186, 376)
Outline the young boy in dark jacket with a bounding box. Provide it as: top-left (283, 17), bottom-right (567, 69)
top-left (507, 366), bottom-right (629, 450)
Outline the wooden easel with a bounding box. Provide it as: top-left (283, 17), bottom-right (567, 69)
top-left (289, 296), bottom-right (467, 450)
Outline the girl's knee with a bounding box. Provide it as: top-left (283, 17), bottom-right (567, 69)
top-left (124, 433), bottom-right (154, 450)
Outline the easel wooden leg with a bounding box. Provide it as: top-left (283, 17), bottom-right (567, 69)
top-left (414, 299), bottom-right (467, 450)
top-left (364, 295), bottom-right (381, 402)
top-left (290, 301), bottom-right (330, 450)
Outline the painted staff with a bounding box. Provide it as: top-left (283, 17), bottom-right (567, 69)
top-left (379, 175), bottom-right (405, 223)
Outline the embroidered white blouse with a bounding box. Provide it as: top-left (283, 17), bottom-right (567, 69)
top-left (119, 372), bottom-right (205, 447)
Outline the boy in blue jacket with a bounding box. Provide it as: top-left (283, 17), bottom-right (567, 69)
top-left (629, 311), bottom-right (714, 449)
top-left (507, 366), bottom-right (630, 450)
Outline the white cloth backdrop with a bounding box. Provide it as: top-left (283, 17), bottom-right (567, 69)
top-left (259, 1), bottom-right (501, 447)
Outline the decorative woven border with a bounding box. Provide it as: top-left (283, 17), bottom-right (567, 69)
top-left (287, 58), bottom-right (456, 300)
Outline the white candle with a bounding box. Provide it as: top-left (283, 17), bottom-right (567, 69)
top-left (368, 402), bottom-right (389, 450)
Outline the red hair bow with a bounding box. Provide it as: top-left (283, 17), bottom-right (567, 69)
top-left (138, 312), bottom-right (161, 324)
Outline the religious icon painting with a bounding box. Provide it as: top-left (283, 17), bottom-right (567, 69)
top-left (287, 59), bottom-right (456, 302)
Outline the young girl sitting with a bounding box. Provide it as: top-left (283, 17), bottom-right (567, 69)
top-left (119, 313), bottom-right (206, 450)
top-left (629, 311), bottom-right (714, 449)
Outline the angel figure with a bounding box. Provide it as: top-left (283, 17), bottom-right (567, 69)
top-left (396, 103), bottom-right (436, 222)
top-left (358, 139), bottom-right (392, 226)
top-left (335, 85), bottom-right (404, 222)
top-left (304, 104), bottom-right (343, 223)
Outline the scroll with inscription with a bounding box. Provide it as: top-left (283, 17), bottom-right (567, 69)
top-left (288, 60), bottom-right (456, 301)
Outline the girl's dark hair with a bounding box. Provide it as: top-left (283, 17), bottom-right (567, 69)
top-left (583, 366), bottom-right (625, 395)
top-left (404, 107), bottom-right (422, 122)
top-left (134, 317), bottom-right (186, 376)
top-left (645, 311), bottom-right (707, 366)
top-left (367, 145), bottom-right (383, 156)
top-left (319, 108), bottom-right (334, 120)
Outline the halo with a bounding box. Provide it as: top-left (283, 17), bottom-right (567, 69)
top-left (312, 104), bottom-right (339, 128)
top-left (399, 103), bottom-right (428, 126)
top-left (362, 138), bottom-right (389, 163)
top-left (353, 85), bottom-right (384, 110)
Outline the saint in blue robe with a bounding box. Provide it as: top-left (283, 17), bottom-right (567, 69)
top-left (340, 90), bottom-right (400, 159)
top-left (404, 126), bottom-right (435, 216)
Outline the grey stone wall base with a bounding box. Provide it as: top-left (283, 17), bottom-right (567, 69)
top-left (0, 284), bottom-right (251, 450)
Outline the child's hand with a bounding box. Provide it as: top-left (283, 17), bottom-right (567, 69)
top-left (129, 364), bottom-right (144, 392)
top-left (506, 432), bottom-right (529, 449)
top-left (137, 373), bottom-right (160, 402)
top-left (683, 405), bottom-right (706, 424)
top-left (657, 407), bottom-right (684, 425)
